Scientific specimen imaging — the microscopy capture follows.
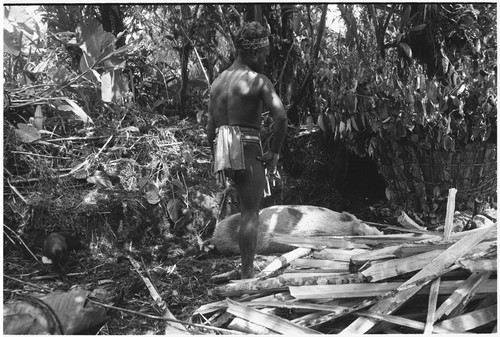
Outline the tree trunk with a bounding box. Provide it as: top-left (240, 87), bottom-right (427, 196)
top-left (178, 6), bottom-right (192, 117)
top-left (99, 5), bottom-right (125, 48)
top-left (287, 4), bottom-right (328, 125)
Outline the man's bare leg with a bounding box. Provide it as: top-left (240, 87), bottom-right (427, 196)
top-left (233, 143), bottom-right (265, 279)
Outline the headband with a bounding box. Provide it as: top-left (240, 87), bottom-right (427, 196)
top-left (240, 36), bottom-right (269, 50)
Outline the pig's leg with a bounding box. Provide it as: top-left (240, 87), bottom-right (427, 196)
top-left (233, 142), bottom-right (266, 279)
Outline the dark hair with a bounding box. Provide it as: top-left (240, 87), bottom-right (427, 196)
top-left (234, 22), bottom-right (269, 51)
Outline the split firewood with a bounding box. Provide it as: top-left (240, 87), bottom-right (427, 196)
top-left (443, 188), bottom-right (457, 240)
top-left (340, 223), bottom-right (495, 334)
top-left (434, 271), bottom-right (492, 321)
top-left (255, 247), bottom-right (311, 279)
top-left (395, 240), bottom-right (493, 258)
top-left (350, 246), bottom-right (400, 266)
top-left (228, 317), bottom-right (272, 334)
top-left (313, 248), bottom-right (369, 262)
top-left (192, 300), bottom-right (228, 317)
top-left (360, 249), bottom-right (444, 282)
top-left (423, 277), bottom-right (441, 334)
top-left (434, 305), bottom-right (497, 332)
top-left (290, 258), bottom-right (349, 271)
top-left (272, 233), bottom-right (367, 249)
top-left (226, 299), bottom-right (321, 334)
top-left (458, 258), bottom-right (497, 272)
top-left (210, 269), bottom-right (239, 283)
top-left (397, 211), bottom-right (427, 231)
top-left (289, 282), bottom-right (402, 300)
top-left (354, 310), bottom-right (454, 333)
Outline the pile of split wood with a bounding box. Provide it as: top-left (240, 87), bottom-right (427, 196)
top-left (193, 189), bottom-right (497, 334)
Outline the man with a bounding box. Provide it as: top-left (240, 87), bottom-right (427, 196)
top-left (207, 21), bottom-right (287, 279)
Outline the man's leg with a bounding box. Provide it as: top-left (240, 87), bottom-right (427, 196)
top-left (233, 143), bottom-right (266, 279)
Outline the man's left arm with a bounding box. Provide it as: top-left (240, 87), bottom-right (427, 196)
top-left (260, 77), bottom-right (287, 165)
top-left (207, 95), bottom-right (216, 157)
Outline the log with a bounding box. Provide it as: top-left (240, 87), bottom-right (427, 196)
top-left (340, 223), bottom-right (495, 334)
top-left (226, 299), bottom-right (321, 334)
top-left (210, 273), bottom-right (365, 297)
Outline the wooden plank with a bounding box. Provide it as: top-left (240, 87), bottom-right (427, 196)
top-left (434, 271), bottom-right (492, 321)
top-left (424, 277), bottom-right (441, 334)
top-left (290, 258), bottom-right (349, 271)
top-left (313, 248), bottom-right (369, 262)
top-left (350, 246), bottom-right (400, 266)
top-left (360, 250), bottom-right (443, 282)
top-left (339, 223), bottom-right (495, 334)
top-left (226, 299), bottom-right (321, 334)
top-left (435, 305), bottom-right (497, 332)
top-left (255, 247), bottom-right (311, 279)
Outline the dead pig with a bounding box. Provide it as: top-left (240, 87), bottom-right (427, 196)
top-left (211, 205), bottom-right (383, 255)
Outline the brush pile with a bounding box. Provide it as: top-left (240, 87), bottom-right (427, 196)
top-left (192, 192), bottom-right (497, 334)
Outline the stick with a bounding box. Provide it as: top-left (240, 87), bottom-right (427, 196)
top-left (128, 256), bottom-right (188, 333)
top-left (4, 274), bottom-right (51, 292)
top-left (89, 299), bottom-right (243, 334)
top-left (443, 188), bottom-right (457, 240)
top-left (3, 224), bottom-right (39, 262)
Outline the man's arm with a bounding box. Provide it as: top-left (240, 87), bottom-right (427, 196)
top-left (260, 77), bottom-right (287, 157)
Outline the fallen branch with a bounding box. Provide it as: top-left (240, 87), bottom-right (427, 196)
top-left (128, 256), bottom-right (188, 334)
top-left (89, 299), bottom-right (243, 334)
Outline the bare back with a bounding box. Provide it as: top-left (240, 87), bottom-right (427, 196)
top-left (209, 65), bottom-right (271, 129)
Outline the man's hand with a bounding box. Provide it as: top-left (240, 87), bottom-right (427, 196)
top-left (258, 151), bottom-right (280, 168)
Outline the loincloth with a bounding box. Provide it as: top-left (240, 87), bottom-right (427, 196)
top-left (213, 125), bottom-right (271, 196)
